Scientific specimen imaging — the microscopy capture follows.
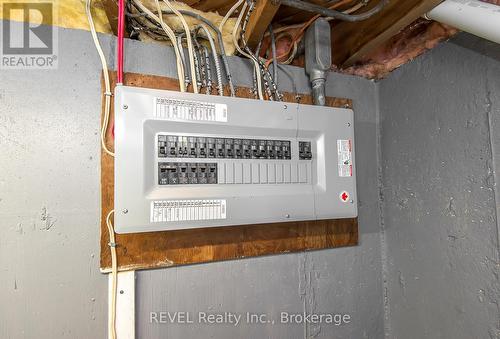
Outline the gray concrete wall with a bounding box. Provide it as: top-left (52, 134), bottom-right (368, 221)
top-left (0, 25), bottom-right (108, 339)
top-left (0, 25), bottom-right (384, 339)
top-left (379, 33), bottom-right (500, 339)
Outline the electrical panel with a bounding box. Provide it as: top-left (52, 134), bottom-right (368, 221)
top-left (114, 86), bottom-right (357, 233)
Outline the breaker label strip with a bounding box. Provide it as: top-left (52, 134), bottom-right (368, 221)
top-left (337, 139), bottom-right (353, 177)
top-left (154, 97), bottom-right (227, 122)
top-left (150, 199), bottom-right (227, 222)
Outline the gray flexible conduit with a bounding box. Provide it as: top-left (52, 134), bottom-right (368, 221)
top-left (126, 4), bottom-right (236, 96)
top-left (194, 25), bottom-right (224, 96)
top-left (175, 10), bottom-right (235, 97)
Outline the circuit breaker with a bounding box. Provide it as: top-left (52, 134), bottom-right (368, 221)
top-left (114, 86), bottom-right (357, 233)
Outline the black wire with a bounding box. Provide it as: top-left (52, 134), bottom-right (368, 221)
top-left (277, 63), bottom-right (298, 97)
top-left (280, 0), bottom-right (388, 22)
top-left (268, 24), bottom-right (278, 91)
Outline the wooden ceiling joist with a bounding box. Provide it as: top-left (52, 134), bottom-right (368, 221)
top-left (244, 0), bottom-right (281, 49)
top-left (331, 0), bottom-right (444, 67)
top-left (190, 0), bottom-right (233, 12)
top-left (101, 0), bottom-right (119, 36)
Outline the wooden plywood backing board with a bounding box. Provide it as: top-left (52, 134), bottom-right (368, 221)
top-left (100, 71), bottom-right (358, 272)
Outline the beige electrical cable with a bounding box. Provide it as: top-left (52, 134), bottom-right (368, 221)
top-left (152, 0), bottom-right (186, 92)
top-left (134, 0), bottom-right (186, 91)
top-left (232, 2), bottom-right (264, 100)
top-left (219, 0), bottom-right (244, 32)
top-left (86, 0), bottom-right (114, 157)
top-left (231, 2), bottom-right (249, 58)
top-left (162, 0), bottom-right (199, 93)
top-left (86, 4), bottom-right (117, 339)
top-left (326, 0), bottom-right (366, 19)
top-left (275, 32), bottom-right (298, 65)
top-left (86, 5), bottom-right (118, 339)
top-left (106, 210), bottom-right (117, 339)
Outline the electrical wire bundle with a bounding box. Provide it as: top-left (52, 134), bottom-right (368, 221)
top-left (239, 0), bottom-right (282, 101)
top-left (126, 0), bottom-right (236, 96)
top-left (123, 0), bottom-right (280, 100)
top-left (262, 0), bottom-right (372, 70)
top-left (222, 0), bottom-right (382, 100)
top-left (121, 0), bottom-right (383, 102)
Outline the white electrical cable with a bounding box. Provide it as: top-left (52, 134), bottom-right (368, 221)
top-left (153, 0), bottom-right (186, 91)
top-left (162, 0), bottom-right (199, 94)
top-left (134, 0), bottom-right (186, 91)
top-left (106, 210), bottom-right (117, 339)
top-left (86, 0), bottom-right (114, 157)
top-left (86, 4), bottom-right (118, 339)
top-left (232, 2), bottom-right (264, 100)
top-left (219, 0), bottom-right (244, 32)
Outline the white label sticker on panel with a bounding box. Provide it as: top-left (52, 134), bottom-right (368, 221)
top-left (337, 139), bottom-right (352, 177)
top-left (150, 199), bottom-right (227, 222)
top-left (154, 97), bottom-right (227, 122)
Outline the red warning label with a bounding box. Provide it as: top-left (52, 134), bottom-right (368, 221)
top-left (337, 139), bottom-right (352, 177)
top-left (340, 191), bottom-right (350, 202)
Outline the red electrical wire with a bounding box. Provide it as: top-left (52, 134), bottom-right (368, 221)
top-left (117, 0), bottom-right (125, 84)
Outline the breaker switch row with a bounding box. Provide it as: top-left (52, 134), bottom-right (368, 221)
top-left (158, 162), bottom-right (217, 185)
top-left (158, 135), bottom-right (291, 160)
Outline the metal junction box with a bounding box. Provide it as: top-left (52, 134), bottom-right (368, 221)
top-left (114, 86), bottom-right (357, 233)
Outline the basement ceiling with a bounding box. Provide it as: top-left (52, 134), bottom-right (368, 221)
top-left (98, 0), bottom-right (499, 79)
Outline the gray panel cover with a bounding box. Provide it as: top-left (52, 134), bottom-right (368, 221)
top-left (114, 86), bottom-right (357, 233)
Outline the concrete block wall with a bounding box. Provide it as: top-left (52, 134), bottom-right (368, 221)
top-left (379, 34), bottom-right (500, 339)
